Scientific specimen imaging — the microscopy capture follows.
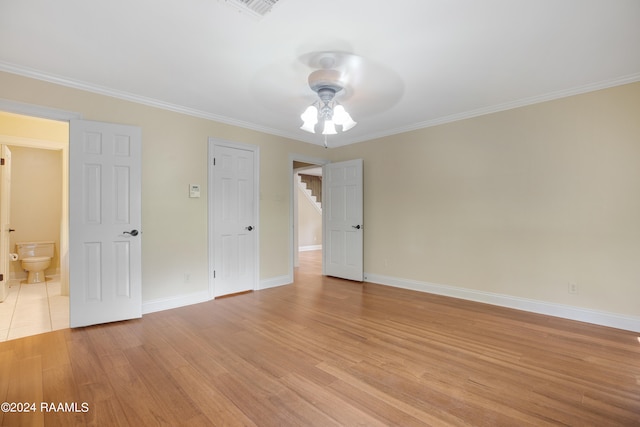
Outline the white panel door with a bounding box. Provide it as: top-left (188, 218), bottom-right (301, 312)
top-left (212, 143), bottom-right (257, 297)
top-left (69, 120), bottom-right (142, 327)
top-left (0, 145), bottom-right (11, 302)
top-left (323, 159), bottom-right (363, 281)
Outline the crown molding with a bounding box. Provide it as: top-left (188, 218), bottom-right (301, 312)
top-left (0, 61), bottom-right (300, 141)
top-left (361, 72), bottom-right (640, 143)
top-left (2, 61), bottom-right (639, 148)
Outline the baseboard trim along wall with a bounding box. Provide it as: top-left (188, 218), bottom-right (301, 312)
top-left (142, 273), bottom-right (639, 333)
top-left (143, 290), bottom-right (210, 315)
top-left (258, 275), bottom-right (291, 290)
top-left (364, 273), bottom-right (640, 333)
top-left (299, 245), bottom-right (322, 252)
top-left (142, 276), bottom-right (292, 314)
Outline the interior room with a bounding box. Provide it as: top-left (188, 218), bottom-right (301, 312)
top-left (0, 144), bottom-right (69, 340)
top-left (0, 113), bottom-right (70, 341)
top-left (0, 0), bottom-right (639, 425)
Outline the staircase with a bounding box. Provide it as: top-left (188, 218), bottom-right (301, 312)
top-left (297, 174), bottom-right (322, 213)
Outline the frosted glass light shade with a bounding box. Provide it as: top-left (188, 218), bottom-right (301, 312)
top-left (300, 105), bottom-right (318, 133)
top-left (322, 120), bottom-right (337, 135)
top-left (341, 115), bottom-right (357, 131)
top-left (329, 104), bottom-right (356, 131)
top-left (332, 105), bottom-right (348, 124)
top-left (300, 102), bottom-right (355, 135)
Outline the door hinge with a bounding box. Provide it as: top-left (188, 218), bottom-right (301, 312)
top-left (0, 274), bottom-right (3, 281)
top-left (213, 157), bottom-right (216, 166)
top-left (1, 158), bottom-right (4, 166)
top-left (213, 270), bottom-right (216, 279)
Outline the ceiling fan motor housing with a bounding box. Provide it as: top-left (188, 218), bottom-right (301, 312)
top-left (308, 69), bottom-right (344, 97)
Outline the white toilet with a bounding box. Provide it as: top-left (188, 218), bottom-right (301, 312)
top-left (16, 241), bottom-right (55, 284)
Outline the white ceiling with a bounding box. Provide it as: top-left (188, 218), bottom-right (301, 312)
top-left (1, 0), bottom-right (639, 147)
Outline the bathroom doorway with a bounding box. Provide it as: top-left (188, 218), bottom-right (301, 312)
top-left (0, 111), bottom-right (70, 341)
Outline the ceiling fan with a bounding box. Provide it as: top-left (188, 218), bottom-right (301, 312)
top-left (249, 49), bottom-right (403, 147)
top-left (299, 68), bottom-right (357, 137)
top-left (296, 51), bottom-right (404, 146)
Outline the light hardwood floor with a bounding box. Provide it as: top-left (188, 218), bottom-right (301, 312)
top-left (0, 250), bottom-right (639, 426)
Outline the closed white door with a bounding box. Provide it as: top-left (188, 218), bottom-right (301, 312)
top-left (0, 145), bottom-right (11, 302)
top-left (323, 159), bottom-right (363, 281)
top-left (211, 142), bottom-right (258, 297)
top-left (69, 120), bottom-right (142, 327)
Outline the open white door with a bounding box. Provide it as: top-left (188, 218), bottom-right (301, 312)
top-left (211, 142), bottom-right (258, 297)
top-left (0, 145), bottom-right (11, 302)
top-left (323, 159), bottom-right (363, 281)
top-left (69, 120), bottom-right (142, 327)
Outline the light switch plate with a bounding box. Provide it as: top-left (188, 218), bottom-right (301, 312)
top-left (189, 184), bottom-right (201, 198)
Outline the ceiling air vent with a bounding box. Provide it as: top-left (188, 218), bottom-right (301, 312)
top-left (223, 0), bottom-right (280, 18)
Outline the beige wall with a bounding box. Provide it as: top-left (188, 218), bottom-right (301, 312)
top-left (0, 111), bottom-right (69, 141)
top-left (8, 146), bottom-right (62, 279)
top-left (1, 70), bottom-right (638, 321)
top-left (0, 71), bottom-right (327, 302)
top-left (331, 82), bottom-right (640, 317)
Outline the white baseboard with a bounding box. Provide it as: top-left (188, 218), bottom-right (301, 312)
top-left (142, 290), bottom-right (210, 315)
top-left (141, 275), bottom-right (294, 315)
top-left (364, 273), bottom-right (640, 333)
top-left (299, 245), bottom-right (322, 252)
top-left (141, 273), bottom-right (639, 333)
top-left (259, 274), bottom-right (291, 290)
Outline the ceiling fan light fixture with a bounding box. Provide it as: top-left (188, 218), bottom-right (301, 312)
top-left (300, 121), bottom-right (317, 133)
top-left (300, 105), bottom-right (318, 132)
top-left (322, 120), bottom-right (337, 135)
top-left (301, 69), bottom-right (356, 139)
top-left (332, 104), bottom-right (357, 131)
top-left (341, 115), bottom-right (357, 132)
top-left (332, 104), bottom-right (348, 123)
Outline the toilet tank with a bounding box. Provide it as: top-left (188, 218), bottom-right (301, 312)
top-left (16, 241), bottom-right (55, 258)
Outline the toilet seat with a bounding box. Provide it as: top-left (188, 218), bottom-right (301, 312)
top-left (22, 256), bottom-right (50, 263)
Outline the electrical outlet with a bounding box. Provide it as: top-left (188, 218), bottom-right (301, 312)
top-left (568, 282), bottom-right (578, 294)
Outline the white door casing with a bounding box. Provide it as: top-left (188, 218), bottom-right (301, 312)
top-left (0, 145), bottom-right (11, 302)
top-left (323, 159), bottom-right (363, 281)
top-left (209, 140), bottom-right (259, 297)
top-left (69, 119), bottom-right (142, 327)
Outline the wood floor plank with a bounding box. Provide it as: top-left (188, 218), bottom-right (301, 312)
top-left (3, 355), bottom-right (45, 427)
top-left (95, 351), bottom-right (174, 426)
top-left (0, 250), bottom-right (638, 426)
top-left (280, 372), bottom-right (389, 427)
top-left (170, 364), bottom-right (258, 427)
top-left (0, 349), bottom-right (16, 426)
top-left (41, 364), bottom-right (87, 427)
top-left (121, 345), bottom-right (204, 424)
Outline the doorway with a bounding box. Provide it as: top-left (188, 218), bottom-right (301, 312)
top-left (289, 154), bottom-right (328, 280)
top-left (0, 111), bottom-right (70, 341)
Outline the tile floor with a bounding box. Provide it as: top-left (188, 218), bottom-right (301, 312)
top-left (0, 276), bottom-right (69, 342)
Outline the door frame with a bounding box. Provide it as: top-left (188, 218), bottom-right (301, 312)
top-left (208, 137), bottom-right (260, 299)
top-left (288, 153), bottom-right (329, 283)
top-left (0, 98), bottom-right (80, 296)
top-left (0, 144), bottom-right (11, 302)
